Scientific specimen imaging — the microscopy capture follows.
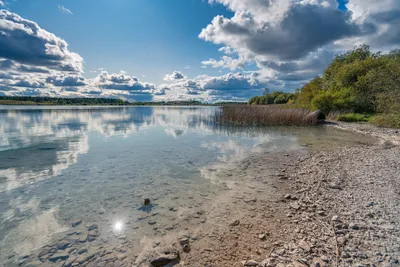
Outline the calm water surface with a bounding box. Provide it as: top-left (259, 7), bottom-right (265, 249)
top-left (0, 106), bottom-right (378, 265)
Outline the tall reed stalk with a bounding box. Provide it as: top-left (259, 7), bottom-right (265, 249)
top-left (215, 105), bottom-right (319, 126)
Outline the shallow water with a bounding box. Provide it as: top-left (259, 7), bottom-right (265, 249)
top-left (0, 106), bottom-right (378, 265)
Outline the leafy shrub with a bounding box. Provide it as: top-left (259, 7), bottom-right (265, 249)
top-left (370, 114), bottom-right (400, 128)
top-left (337, 113), bottom-right (371, 122)
top-left (294, 45), bottom-right (400, 125)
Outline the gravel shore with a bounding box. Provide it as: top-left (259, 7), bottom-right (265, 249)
top-left (177, 123), bottom-right (400, 267)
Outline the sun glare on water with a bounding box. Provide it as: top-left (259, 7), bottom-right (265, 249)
top-left (114, 221), bottom-right (124, 231)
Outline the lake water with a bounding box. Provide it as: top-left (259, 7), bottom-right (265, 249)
top-left (0, 106), bottom-right (378, 266)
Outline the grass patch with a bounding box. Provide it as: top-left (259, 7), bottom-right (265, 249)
top-left (216, 105), bottom-right (319, 126)
top-left (336, 113), bottom-right (372, 122)
top-left (370, 114), bottom-right (400, 128)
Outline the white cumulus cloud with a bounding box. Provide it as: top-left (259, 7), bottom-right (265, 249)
top-left (163, 71), bottom-right (186, 81)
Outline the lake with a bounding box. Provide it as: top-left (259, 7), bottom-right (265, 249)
top-left (0, 106), bottom-right (378, 266)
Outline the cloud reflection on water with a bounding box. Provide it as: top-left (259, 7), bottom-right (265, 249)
top-left (0, 107), bottom-right (218, 192)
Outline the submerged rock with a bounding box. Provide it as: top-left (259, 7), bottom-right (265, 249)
top-left (48, 252), bottom-right (69, 262)
top-left (56, 240), bottom-right (71, 250)
top-left (87, 223), bottom-right (98, 231)
top-left (71, 220), bottom-right (82, 227)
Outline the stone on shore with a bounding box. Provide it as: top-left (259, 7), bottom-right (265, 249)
top-left (150, 248), bottom-right (180, 267)
top-left (244, 259), bottom-right (258, 266)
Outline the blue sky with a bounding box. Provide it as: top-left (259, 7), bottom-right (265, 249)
top-left (0, 0), bottom-right (399, 102)
top-left (8, 0), bottom-right (235, 83)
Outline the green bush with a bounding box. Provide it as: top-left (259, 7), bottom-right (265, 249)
top-left (337, 113), bottom-right (371, 122)
top-left (370, 114), bottom-right (400, 128)
top-left (294, 45), bottom-right (400, 126)
top-left (248, 91), bottom-right (294, 105)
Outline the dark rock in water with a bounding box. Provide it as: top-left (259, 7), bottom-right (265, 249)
top-left (87, 223), bottom-right (98, 231)
top-left (49, 252), bottom-right (69, 262)
top-left (57, 240), bottom-right (71, 250)
top-left (38, 246), bottom-right (55, 258)
top-left (64, 256), bottom-right (78, 267)
top-left (79, 234), bottom-right (88, 243)
top-left (23, 261), bottom-right (43, 267)
top-left (144, 198), bottom-right (151, 206)
top-left (88, 229), bottom-right (99, 237)
top-left (78, 248), bottom-right (87, 254)
top-left (182, 244), bottom-right (191, 253)
top-left (150, 248), bottom-right (180, 267)
top-left (71, 220), bottom-right (82, 227)
top-left (88, 229), bottom-right (99, 241)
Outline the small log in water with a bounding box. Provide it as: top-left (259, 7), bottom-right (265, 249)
top-left (215, 105), bottom-right (319, 126)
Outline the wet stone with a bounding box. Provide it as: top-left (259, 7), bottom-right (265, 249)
top-left (49, 252), bottom-right (69, 262)
top-left (38, 247), bottom-right (55, 258)
top-left (72, 220), bottom-right (82, 227)
top-left (88, 229), bottom-right (99, 238)
top-left (57, 240), bottom-right (71, 250)
top-left (87, 223), bottom-right (98, 231)
top-left (67, 235), bottom-right (81, 244)
top-left (23, 261), bottom-right (43, 267)
top-left (244, 259), bottom-right (258, 266)
top-left (64, 256), bottom-right (78, 267)
top-left (79, 234), bottom-right (88, 243)
top-left (150, 248), bottom-right (180, 267)
top-left (117, 254), bottom-right (127, 261)
top-left (78, 248), bottom-right (88, 254)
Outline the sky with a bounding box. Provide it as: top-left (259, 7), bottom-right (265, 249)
top-left (0, 0), bottom-right (399, 102)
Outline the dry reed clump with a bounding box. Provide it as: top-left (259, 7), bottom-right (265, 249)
top-left (215, 105), bottom-right (319, 126)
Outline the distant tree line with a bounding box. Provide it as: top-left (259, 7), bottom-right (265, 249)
top-left (214, 101), bottom-right (247, 105)
top-left (0, 96), bottom-right (253, 106)
top-left (0, 96), bottom-right (209, 106)
top-left (129, 100), bottom-right (204, 106)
